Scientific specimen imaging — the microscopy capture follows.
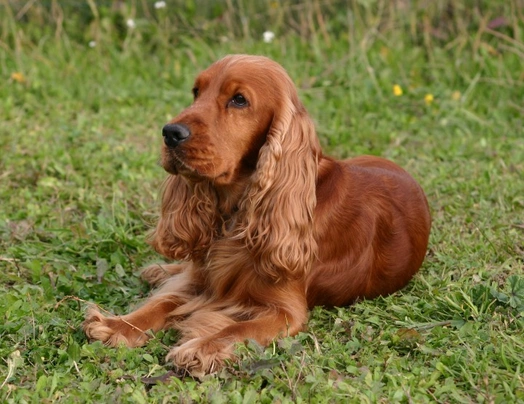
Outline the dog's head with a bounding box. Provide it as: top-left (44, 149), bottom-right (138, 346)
top-left (161, 54), bottom-right (306, 185)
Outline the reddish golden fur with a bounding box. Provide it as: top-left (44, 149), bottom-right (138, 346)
top-left (84, 55), bottom-right (431, 376)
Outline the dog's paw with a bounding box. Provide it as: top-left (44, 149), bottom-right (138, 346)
top-left (166, 337), bottom-right (235, 377)
top-left (140, 263), bottom-right (183, 287)
top-left (83, 307), bottom-right (150, 348)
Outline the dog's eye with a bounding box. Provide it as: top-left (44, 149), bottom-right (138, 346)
top-left (230, 93), bottom-right (248, 108)
top-left (192, 87), bottom-right (199, 99)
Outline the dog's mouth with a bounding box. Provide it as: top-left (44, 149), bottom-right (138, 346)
top-left (162, 148), bottom-right (219, 182)
top-left (162, 150), bottom-right (235, 186)
top-left (162, 149), bottom-right (193, 175)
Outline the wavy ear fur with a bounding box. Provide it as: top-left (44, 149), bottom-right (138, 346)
top-left (238, 97), bottom-right (321, 282)
top-left (149, 176), bottom-right (219, 261)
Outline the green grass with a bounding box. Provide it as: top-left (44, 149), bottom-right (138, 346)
top-left (1, 1), bottom-right (524, 402)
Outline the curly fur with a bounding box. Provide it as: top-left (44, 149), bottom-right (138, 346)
top-left (150, 176), bottom-right (219, 262)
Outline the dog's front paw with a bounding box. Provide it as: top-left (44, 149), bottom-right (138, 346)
top-left (166, 337), bottom-right (235, 377)
top-left (83, 307), bottom-right (149, 348)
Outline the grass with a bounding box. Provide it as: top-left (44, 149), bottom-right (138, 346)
top-left (1, 0), bottom-right (524, 402)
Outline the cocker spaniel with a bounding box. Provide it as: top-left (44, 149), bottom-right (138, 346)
top-left (84, 54), bottom-right (431, 376)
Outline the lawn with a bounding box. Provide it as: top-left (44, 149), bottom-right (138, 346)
top-left (1, 1), bottom-right (523, 402)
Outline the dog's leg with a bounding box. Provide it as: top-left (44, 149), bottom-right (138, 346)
top-left (140, 262), bottom-right (187, 287)
top-left (83, 296), bottom-right (185, 347)
top-left (84, 266), bottom-right (197, 347)
top-left (167, 309), bottom-right (306, 376)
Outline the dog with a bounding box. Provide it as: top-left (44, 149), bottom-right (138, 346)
top-left (84, 54), bottom-right (431, 376)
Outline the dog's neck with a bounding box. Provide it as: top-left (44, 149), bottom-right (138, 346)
top-left (213, 175), bottom-right (251, 218)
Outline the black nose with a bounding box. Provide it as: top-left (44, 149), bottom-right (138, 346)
top-left (162, 123), bottom-right (191, 148)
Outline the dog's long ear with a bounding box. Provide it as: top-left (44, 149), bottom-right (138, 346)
top-left (238, 96), bottom-right (321, 282)
top-left (149, 176), bottom-right (219, 261)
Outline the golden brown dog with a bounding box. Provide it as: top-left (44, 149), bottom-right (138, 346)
top-left (84, 55), bottom-right (431, 376)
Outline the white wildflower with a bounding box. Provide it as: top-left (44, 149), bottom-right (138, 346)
top-left (126, 19), bottom-right (136, 29)
top-left (88, 41), bottom-right (96, 48)
top-left (154, 1), bottom-right (166, 9)
top-left (262, 31), bottom-right (275, 43)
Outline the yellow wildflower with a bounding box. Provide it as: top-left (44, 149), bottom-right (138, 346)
top-left (11, 72), bottom-right (26, 83)
top-left (451, 91), bottom-right (461, 101)
top-left (393, 84), bottom-right (403, 96)
top-left (424, 94), bottom-right (434, 105)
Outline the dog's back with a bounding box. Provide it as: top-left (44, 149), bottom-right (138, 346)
top-left (307, 155), bottom-right (431, 307)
